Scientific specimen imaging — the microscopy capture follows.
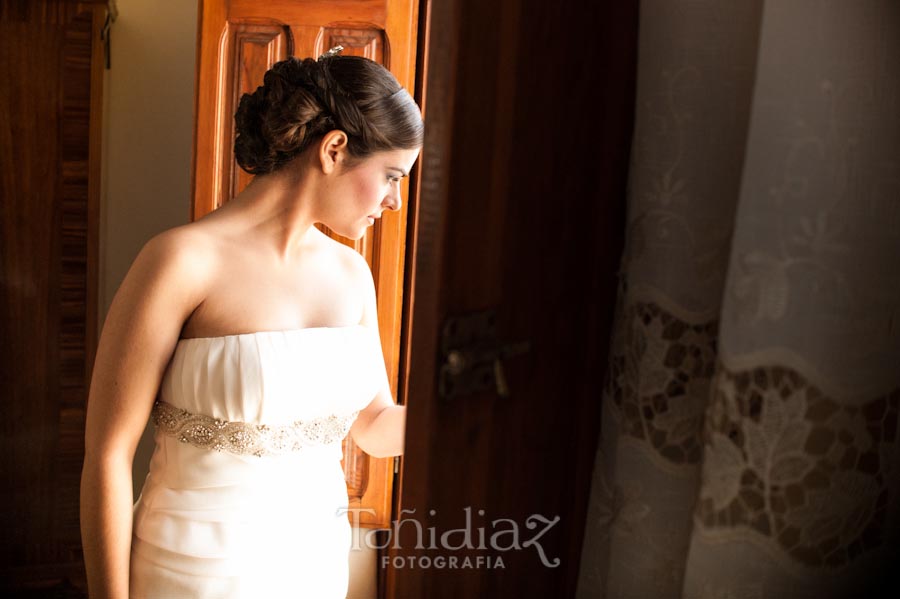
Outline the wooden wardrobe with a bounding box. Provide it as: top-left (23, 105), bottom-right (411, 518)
top-left (0, 0), bottom-right (109, 594)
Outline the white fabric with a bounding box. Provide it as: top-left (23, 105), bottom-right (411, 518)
top-left (130, 325), bottom-right (386, 599)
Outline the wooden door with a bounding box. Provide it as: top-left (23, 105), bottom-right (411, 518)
top-left (387, 0), bottom-right (639, 596)
top-left (191, 0), bottom-right (420, 530)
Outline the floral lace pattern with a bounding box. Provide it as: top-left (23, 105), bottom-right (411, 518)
top-left (586, 296), bottom-right (900, 597)
top-left (696, 362), bottom-right (900, 567)
top-left (152, 400), bottom-right (360, 457)
top-left (605, 300), bottom-right (719, 467)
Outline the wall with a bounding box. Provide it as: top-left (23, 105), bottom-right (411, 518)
top-left (100, 0), bottom-right (195, 496)
top-left (99, 1), bottom-right (376, 596)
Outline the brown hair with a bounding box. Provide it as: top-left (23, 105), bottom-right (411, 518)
top-left (234, 55), bottom-right (423, 175)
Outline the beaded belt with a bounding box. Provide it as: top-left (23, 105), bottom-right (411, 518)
top-left (151, 400), bottom-right (360, 457)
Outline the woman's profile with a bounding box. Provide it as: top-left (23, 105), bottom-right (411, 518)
top-left (79, 48), bottom-right (422, 598)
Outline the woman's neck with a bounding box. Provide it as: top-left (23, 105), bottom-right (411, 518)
top-left (210, 163), bottom-right (324, 262)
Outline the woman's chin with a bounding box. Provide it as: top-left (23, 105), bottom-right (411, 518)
top-left (341, 225), bottom-right (368, 241)
top-left (321, 221), bottom-right (368, 241)
top-left (351, 218), bottom-right (376, 239)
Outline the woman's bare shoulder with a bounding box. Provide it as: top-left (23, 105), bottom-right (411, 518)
top-left (129, 223), bottom-right (221, 295)
top-left (148, 221), bottom-right (224, 261)
top-left (317, 231), bottom-right (372, 279)
top-left (310, 230), bottom-right (375, 313)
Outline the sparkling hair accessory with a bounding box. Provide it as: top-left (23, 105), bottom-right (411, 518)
top-left (318, 45), bottom-right (344, 60)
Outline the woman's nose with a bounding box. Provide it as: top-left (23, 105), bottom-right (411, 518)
top-left (385, 187), bottom-right (402, 211)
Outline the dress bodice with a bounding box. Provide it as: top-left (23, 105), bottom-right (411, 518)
top-left (158, 324), bottom-right (387, 426)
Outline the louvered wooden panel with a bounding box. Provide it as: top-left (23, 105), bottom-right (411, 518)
top-left (0, 0), bottom-right (106, 593)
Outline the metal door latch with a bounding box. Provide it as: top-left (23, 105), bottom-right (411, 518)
top-left (438, 310), bottom-right (530, 400)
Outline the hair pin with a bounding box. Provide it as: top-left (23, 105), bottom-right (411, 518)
top-left (318, 45), bottom-right (344, 60)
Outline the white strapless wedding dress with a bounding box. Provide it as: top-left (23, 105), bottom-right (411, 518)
top-left (129, 325), bottom-right (385, 598)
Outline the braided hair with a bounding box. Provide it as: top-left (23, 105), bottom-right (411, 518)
top-left (234, 55), bottom-right (423, 175)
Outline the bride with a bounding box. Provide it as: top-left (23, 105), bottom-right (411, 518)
top-left (80, 48), bottom-right (422, 598)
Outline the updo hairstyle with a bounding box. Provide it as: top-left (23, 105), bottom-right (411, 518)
top-left (234, 55), bottom-right (424, 175)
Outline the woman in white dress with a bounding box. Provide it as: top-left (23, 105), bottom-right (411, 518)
top-left (79, 48), bottom-right (422, 598)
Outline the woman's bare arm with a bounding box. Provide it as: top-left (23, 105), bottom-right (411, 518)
top-left (80, 229), bottom-right (208, 599)
top-left (348, 251), bottom-right (406, 459)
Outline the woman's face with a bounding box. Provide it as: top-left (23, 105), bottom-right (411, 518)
top-left (324, 147), bottom-right (421, 239)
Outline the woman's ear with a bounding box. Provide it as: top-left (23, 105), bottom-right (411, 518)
top-left (318, 130), bottom-right (349, 174)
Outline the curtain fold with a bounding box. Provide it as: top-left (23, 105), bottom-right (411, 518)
top-left (577, 1), bottom-right (900, 597)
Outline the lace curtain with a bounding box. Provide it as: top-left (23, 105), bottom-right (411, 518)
top-left (577, 1), bottom-right (900, 597)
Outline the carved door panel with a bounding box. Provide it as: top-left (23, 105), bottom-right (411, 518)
top-left (192, 0), bottom-right (420, 529)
